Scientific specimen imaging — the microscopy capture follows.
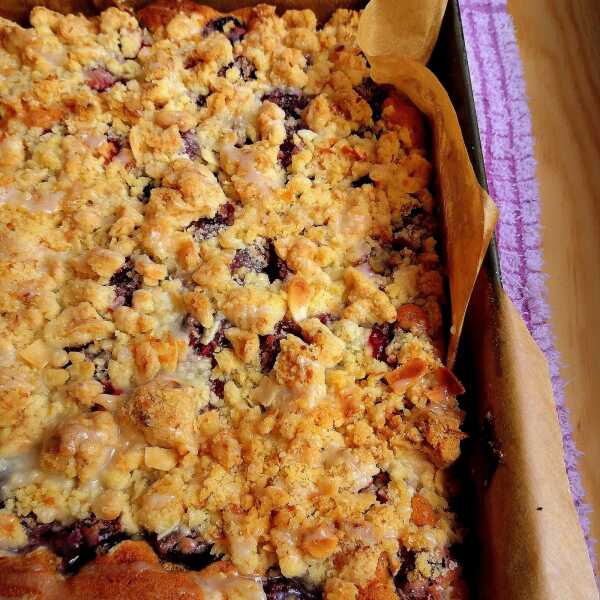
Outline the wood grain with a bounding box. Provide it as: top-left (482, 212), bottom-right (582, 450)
top-left (508, 0), bottom-right (600, 569)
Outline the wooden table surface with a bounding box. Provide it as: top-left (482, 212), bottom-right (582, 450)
top-left (508, 0), bottom-right (600, 568)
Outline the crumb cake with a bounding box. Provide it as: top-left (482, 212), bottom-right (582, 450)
top-left (0, 2), bottom-right (468, 598)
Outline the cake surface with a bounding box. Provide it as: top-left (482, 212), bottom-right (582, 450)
top-left (0, 3), bottom-right (467, 598)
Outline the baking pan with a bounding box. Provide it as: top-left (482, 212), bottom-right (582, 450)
top-left (434, 6), bottom-right (597, 599)
top-left (428, 3), bottom-right (503, 596)
top-left (1, 1), bottom-right (596, 598)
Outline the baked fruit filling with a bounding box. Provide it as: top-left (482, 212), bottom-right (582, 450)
top-left (0, 3), bottom-right (467, 599)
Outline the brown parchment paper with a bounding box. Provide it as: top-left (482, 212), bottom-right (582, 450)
top-left (359, 0), bottom-right (448, 64)
top-left (465, 271), bottom-right (599, 599)
top-left (0, 0), bottom-right (596, 597)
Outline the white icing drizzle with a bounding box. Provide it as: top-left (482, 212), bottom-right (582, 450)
top-left (194, 570), bottom-right (266, 600)
top-left (0, 186), bottom-right (64, 214)
top-left (220, 144), bottom-right (283, 196)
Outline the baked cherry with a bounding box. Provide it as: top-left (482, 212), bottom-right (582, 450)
top-left (259, 319), bottom-right (304, 372)
top-left (368, 323), bottom-right (394, 363)
top-left (188, 202), bottom-right (235, 241)
top-left (21, 515), bottom-right (124, 574)
top-left (263, 576), bottom-right (321, 600)
top-left (150, 529), bottom-right (216, 570)
top-left (86, 67), bottom-right (117, 92)
top-left (182, 130), bottom-right (200, 159)
top-left (261, 90), bottom-right (311, 119)
top-left (204, 16), bottom-right (247, 43)
top-left (210, 379), bottom-right (225, 399)
top-left (278, 133), bottom-right (300, 168)
top-left (231, 240), bottom-right (289, 283)
top-left (261, 90), bottom-right (312, 168)
top-left (184, 315), bottom-right (230, 365)
top-left (110, 258), bottom-right (143, 308)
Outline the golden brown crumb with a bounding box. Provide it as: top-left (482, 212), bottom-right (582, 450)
top-left (0, 3), bottom-right (465, 597)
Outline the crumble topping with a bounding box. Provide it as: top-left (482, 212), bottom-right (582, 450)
top-left (0, 4), bottom-right (466, 598)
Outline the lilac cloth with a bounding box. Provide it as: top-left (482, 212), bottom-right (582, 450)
top-left (456, 0), bottom-right (596, 568)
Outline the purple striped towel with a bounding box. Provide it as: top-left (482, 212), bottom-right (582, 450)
top-left (457, 0), bottom-right (596, 567)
